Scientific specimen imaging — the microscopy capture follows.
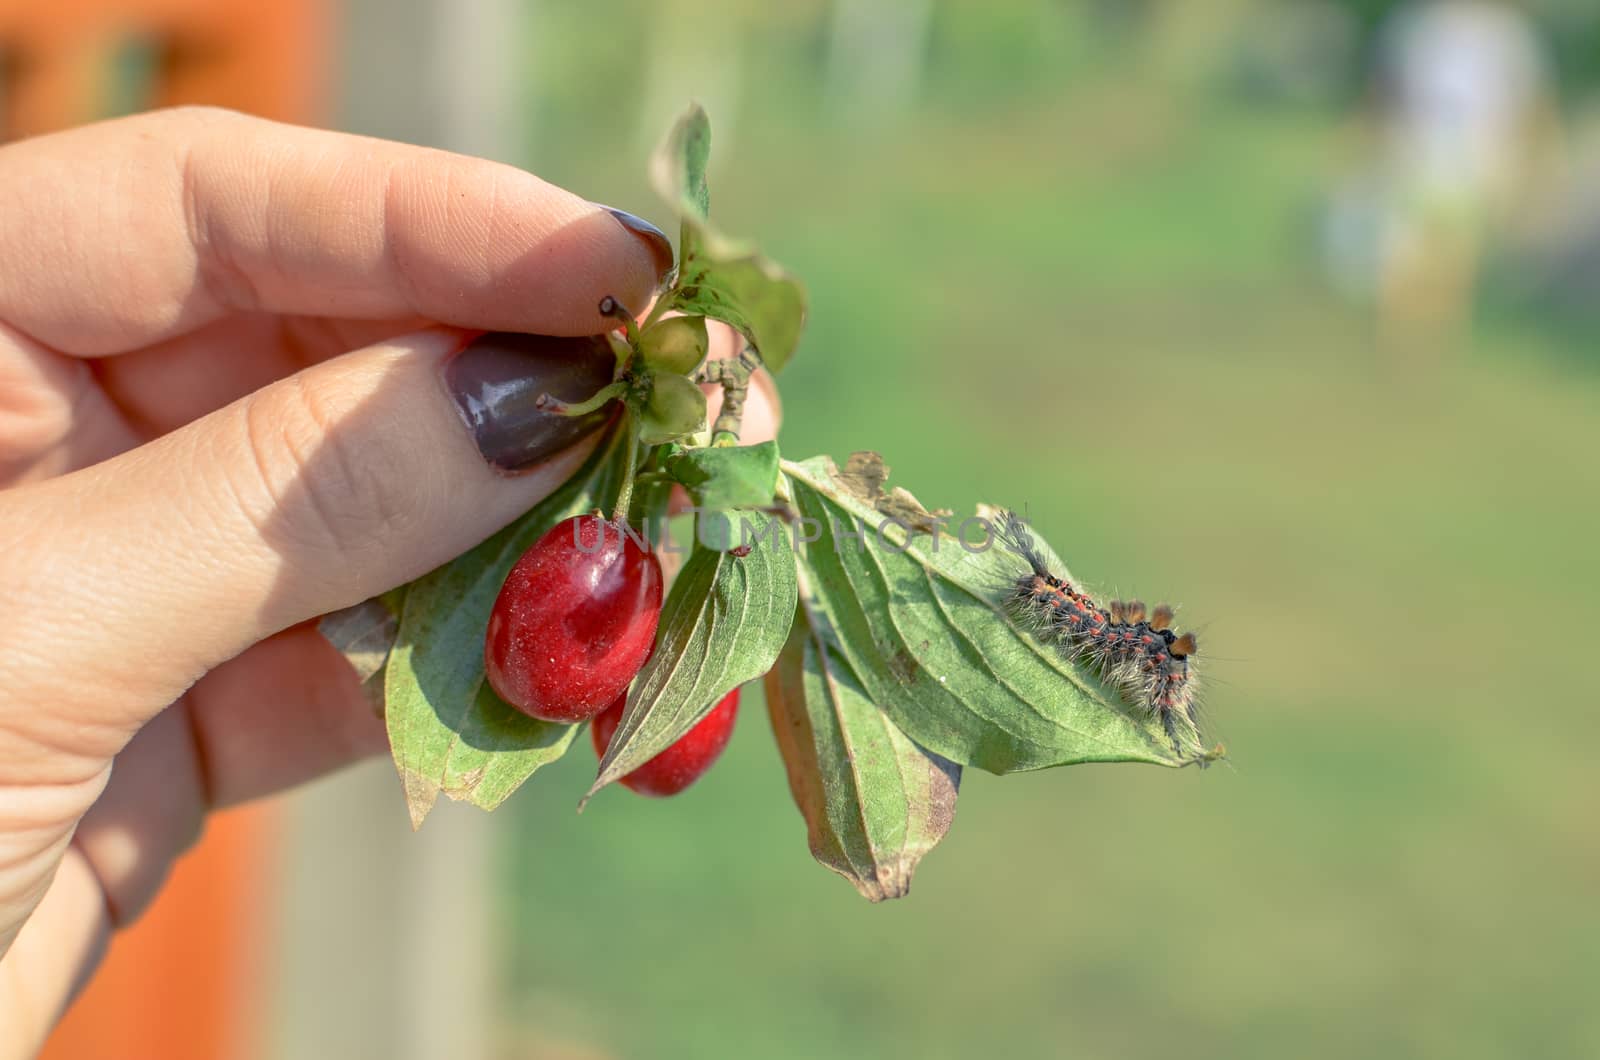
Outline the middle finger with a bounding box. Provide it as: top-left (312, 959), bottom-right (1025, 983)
top-left (92, 313), bottom-right (429, 438)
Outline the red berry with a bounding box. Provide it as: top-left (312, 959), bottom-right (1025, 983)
top-left (591, 687), bottom-right (741, 797)
top-left (485, 514), bottom-right (663, 723)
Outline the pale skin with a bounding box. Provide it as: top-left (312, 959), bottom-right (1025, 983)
top-left (0, 106), bottom-right (778, 1055)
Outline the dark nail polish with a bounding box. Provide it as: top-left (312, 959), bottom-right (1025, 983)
top-left (444, 332), bottom-right (619, 473)
top-left (598, 205), bottom-right (676, 281)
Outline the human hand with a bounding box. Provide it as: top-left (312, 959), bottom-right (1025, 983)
top-left (0, 106), bottom-right (776, 1054)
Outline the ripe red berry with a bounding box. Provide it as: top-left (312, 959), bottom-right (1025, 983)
top-left (591, 687), bottom-right (741, 797)
top-left (485, 514), bottom-right (663, 723)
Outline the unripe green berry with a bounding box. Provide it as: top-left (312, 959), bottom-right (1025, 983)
top-left (638, 315), bottom-right (709, 375)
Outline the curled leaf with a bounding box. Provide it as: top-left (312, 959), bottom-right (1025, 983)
top-left (766, 603), bottom-right (960, 901)
top-left (318, 590), bottom-right (404, 710)
top-left (834, 451), bottom-right (952, 535)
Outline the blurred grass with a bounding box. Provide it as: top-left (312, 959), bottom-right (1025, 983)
top-left (495, 5), bottom-right (1600, 1058)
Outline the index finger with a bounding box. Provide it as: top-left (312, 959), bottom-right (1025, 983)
top-left (0, 106), bottom-right (674, 355)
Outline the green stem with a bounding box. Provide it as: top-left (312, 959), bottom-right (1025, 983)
top-left (606, 332), bottom-right (633, 373)
top-left (599, 295), bottom-right (640, 347)
top-left (611, 409), bottom-right (643, 523)
top-left (535, 380), bottom-right (627, 417)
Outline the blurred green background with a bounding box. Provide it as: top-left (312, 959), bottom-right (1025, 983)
top-left (346, 1), bottom-right (1600, 1057)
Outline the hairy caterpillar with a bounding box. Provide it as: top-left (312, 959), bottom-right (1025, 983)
top-left (997, 512), bottom-right (1200, 747)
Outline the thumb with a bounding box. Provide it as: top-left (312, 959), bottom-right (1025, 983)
top-left (1, 327), bottom-right (617, 748)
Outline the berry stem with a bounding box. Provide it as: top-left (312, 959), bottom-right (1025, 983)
top-left (535, 381), bottom-right (627, 418)
top-left (612, 406), bottom-right (643, 524)
top-left (599, 295), bottom-right (641, 347)
top-left (606, 331), bottom-right (633, 373)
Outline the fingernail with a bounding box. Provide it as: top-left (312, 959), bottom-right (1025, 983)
top-left (597, 205), bottom-right (675, 281)
top-left (444, 332), bottom-right (619, 473)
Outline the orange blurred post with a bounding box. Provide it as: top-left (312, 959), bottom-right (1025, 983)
top-left (0, 0), bottom-right (329, 138)
top-left (40, 805), bottom-right (282, 1060)
top-left (0, 1), bottom-right (330, 1057)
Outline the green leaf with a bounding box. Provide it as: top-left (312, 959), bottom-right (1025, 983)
top-left (665, 440), bottom-right (780, 511)
top-left (648, 101), bottom-right (711, 222)
top-left (782, 455), bottom-right (1216, 774)
top-left (638, 315), bottom-right (709, 375)
top-left (649, 104), bottom-right (808, 374)
top-left (385, 429), bottom-right (626, 828)
top-left (765, 603), bottom-right (960, 902)
top-left (586, 511), bottom-right (798, 800)
top-left (640, 372), bottom-right (707, 445)
top-left (663, 249), bottom-right (806, 375)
